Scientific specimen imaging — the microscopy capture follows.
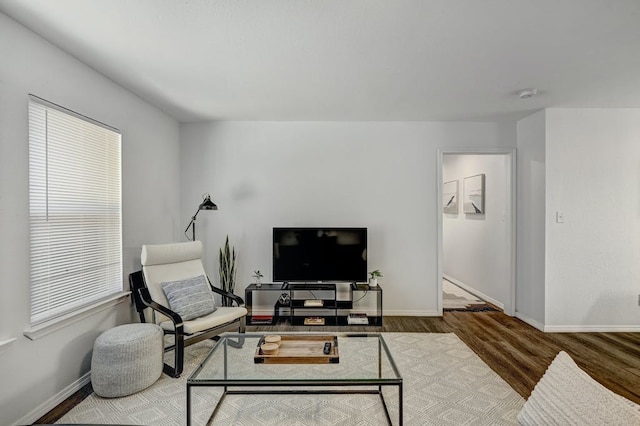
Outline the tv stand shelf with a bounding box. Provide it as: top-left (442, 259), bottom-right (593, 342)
top-left (245, 282), bottom-right (382, 327)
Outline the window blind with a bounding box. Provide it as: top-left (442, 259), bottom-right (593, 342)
top-left (28, 95), bottom-right (122, 325)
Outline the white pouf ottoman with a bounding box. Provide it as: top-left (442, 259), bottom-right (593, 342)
top-left (91, 323), bottom-right (163, 398)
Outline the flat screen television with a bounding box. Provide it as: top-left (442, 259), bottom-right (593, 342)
top-left (273, 227), bottom-right (367, 283)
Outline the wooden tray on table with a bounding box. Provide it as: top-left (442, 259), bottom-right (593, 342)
top-left (254, 335), bottom-right (339, 364)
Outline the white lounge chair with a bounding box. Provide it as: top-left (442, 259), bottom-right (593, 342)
top-left (129, 240), bottom-right (246, 377)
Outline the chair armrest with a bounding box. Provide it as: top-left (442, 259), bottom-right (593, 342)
top-left (130, 271), bottom-right (184, 325)
top-left (209, 285), bottom-right (245, 307)
top-left (128, 271), bottom-right (148, 320)
top-left (138, 286), bottom-right (184, 326)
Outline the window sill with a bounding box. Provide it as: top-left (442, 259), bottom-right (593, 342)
top-left (23, 291), bottom-right (131, 341)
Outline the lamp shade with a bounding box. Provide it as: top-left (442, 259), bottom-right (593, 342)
top-left (199, 193), bottom-right (218, 210)
top-left (185, 193), bottom-right (218, 241)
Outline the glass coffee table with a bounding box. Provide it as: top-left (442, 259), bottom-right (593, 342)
top-left (187, 333), bottom-right (403, 425)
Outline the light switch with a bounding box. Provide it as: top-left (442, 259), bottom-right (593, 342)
top-left (556, 211), bottom-right (566, 223)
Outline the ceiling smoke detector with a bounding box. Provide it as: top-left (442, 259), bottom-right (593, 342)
top-left (518, 88), bottom-right (540, 99)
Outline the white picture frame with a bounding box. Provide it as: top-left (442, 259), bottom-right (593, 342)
top-left (463, 174), bottom-right (485, 214)
top-left (443, 180), bottom-right (459, 214)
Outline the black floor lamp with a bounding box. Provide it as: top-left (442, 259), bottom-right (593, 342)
top-left (184, 193), bottom-right (218, 241)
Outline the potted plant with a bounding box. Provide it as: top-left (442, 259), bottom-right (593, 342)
top-left (252, 270), bottom-right (264, 287)
top-left (218, 236), bottom-right (237, 306)
top-left (368, 270), bottom-right (383, 287)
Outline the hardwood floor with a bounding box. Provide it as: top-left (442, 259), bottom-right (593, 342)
top-left (442, 312), bottom-right (640, 404)
top-left (34, 311), bottom-right (640, 424)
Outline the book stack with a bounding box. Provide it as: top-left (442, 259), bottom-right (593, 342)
top-left (250, 315), bottom-right (273, 325)
top-left (347, 313), bottom-right (368, 325)
top-left (304, 317), bottom-right (325, 325)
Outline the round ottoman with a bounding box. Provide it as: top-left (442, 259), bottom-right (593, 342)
top-left (91, 323), bottom-right (163, 398)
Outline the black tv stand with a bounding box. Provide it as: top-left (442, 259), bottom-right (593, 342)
top-left (244, 282), bottom-right (383, 327)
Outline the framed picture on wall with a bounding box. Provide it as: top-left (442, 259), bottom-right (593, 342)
top-left (463, 174), bottom-right (485, 214)
top-left (443, 180), bottom-right (459, 214)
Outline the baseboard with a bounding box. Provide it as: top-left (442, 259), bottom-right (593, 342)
top-left (514, 312), bottom-right (545, 331)
top-left (251, 309), bottom-right (441, 317)
top-left (384, 309), bottom-right (440, 316)
top-left (252, 309), bottom-right (278, 316)
top-left (543, 325), bottom-right (640, 332)
top-left (14, 371), bottom-right (91, 426)
top-left (513, 314), bottom-right (640, 332)
top-left (443, 274), bottom-right (504, 310)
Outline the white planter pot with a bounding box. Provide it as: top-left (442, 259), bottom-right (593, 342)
top-left (369, 278), bottom-right (377, 287)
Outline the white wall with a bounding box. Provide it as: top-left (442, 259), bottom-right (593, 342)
top-left (544, 108), bottom-right (640, 330)
top-left (180, 121), bottom-right (516, 316)
top-left (442, 154), bottom-right (510, 308)
top-left (515, 111), bottom-right (546, 328)
top-left (0, 13), bottom-right (181, 425)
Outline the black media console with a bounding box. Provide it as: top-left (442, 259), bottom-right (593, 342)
top-left (245, 282), bottom-right (383, 327)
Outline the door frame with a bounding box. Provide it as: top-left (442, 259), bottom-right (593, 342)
top-left (436, 148), bottom-right (517, 316)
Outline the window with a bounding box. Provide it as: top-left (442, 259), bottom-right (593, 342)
top-left (28, 95), bottom-right (122, 325)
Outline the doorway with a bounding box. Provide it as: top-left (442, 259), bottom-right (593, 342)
top-left (436, 149), bottom-right (516, 316)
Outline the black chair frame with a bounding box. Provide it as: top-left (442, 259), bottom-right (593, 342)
top-left (129, 271), bottom-right (246, 378)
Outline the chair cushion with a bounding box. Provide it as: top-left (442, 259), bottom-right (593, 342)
top-left (160, 306), bottom-right (247, 334)
top-left (518, 351), bottom-right (640, 425)
top-left (161, 275), bottom-right (216, 321)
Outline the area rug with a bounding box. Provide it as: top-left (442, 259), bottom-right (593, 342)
top-left (443, 280), bottom-right (499, 312)
top-left (57, 333), bottom-right (523, 425)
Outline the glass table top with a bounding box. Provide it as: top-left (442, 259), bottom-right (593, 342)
top-left (188, 333), bottom-right (402, 384)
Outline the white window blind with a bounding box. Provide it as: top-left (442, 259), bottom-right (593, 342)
top-left (28, 95), bottom-right (122, 325)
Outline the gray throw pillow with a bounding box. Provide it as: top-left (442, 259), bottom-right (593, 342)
top-left (161, 275), bottom-right (217, 321)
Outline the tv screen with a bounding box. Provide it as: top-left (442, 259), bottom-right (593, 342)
top-left (273, 227), bottom-right (367, 283)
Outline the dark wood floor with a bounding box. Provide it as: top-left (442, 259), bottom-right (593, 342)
top-left (35, 311), bottom-right (640, 424)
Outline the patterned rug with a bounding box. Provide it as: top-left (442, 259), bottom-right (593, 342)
top-left (57, 333), bottom-right (523, 425)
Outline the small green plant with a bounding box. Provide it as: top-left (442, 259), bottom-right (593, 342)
top-left (252, 269), bottom-right (263, 287)
top-left (218, 236), bottom-right (237, 305)
top-left (369, 270), bottom-right (383, 279)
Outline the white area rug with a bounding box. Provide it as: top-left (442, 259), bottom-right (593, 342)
top-left (57, 333), bottom-right (523, 425)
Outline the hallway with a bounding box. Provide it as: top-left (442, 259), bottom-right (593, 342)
top-left (443, 278), bottom-right (499, 312)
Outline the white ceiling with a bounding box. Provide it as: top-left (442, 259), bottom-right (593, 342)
top-left (1, 0), bottom-right (640, 122)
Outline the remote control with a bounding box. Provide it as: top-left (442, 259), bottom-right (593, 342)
top-left (323, 342), bottom-right (331, 354)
